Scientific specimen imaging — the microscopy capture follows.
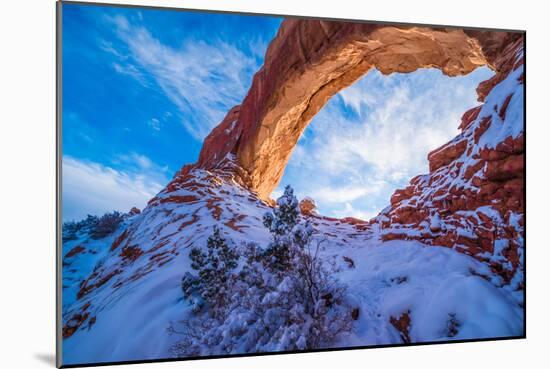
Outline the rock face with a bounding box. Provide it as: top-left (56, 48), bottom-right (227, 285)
top-left (299, 197), bottom-right (317, 216)
top-left (374, 36), bottom-right (525, 283)
top-left (195, 19), bottom-right (522, 199)
top-left (190, 18), bottom-right (524, 283)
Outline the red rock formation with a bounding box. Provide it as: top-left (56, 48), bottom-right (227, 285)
top-left (375, 36), bottom-right (524, 283)
top-left (65, 245), bottom-right (85, 259)
top-left (62, 302), bottom-right (92, 338)
top-left (428, 139), bottom-right (469, 173)
top-left (147, 19), bottom-right (523, 287)
top-left (110, 229), bottom-right (129, 251)
top-left (128, 207), bottom-right (141, 216)
top-left (191, 20), bottom-right (521, 199)
top-left (120, 245), bottom-right (143, 263)
top-left (165, 19), bottom-right (524, 283)
top-left (390, 311), bottom-right (411, 343)
top-left (197, 105), bottom-right (241, 169)
top-left (77, 268), bottom-right (121, 299)
top-left (299, 197), bottom-right (317, 216)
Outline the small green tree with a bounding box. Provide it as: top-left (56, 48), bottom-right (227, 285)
top-left (263, 185), bottom-right (299, 236)
top-left (175, 186), bottom-right (351, 356)
top-left (182, 226), bottom-right (238, 312)
top-left (259, 185), bottom-right (349, 349)
top-left (262, 185), bottom-right (300, 271)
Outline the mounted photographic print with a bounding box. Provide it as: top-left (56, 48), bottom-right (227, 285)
top-left (57, 1), bottom-right (526, 367)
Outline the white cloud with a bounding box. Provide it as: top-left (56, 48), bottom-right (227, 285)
top-left (104, 15), bottom-right (261, 140)
top-left (62, 156), bottom-right (166, 221)
top-left (313, 80), bottom-right (466, 179)
top-left (133, 153), bottom-right (152, 170)
top-left (271, 188), bottom-right (284, 200)
top-left (278, 67), bottom-right (494, 220)
top-left (112, 62), bottom-right (148, 86)
top-left (311, 186), bottom-right (372, 204)
top-left (331, 203), bottom-right (379, 221)
top-left (148, 118), bottom-right (161, 131)
top-left (338, 82), bottom-right (378, 115)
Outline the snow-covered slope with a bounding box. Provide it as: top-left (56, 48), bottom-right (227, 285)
top-left (62, 158), bottom-right (523, 365)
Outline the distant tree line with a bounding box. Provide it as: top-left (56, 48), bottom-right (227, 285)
top-left (62, 211), bottom-right (125, 242)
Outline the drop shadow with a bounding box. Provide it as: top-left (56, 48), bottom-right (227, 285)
top-left (34, 353), bottom-right (56, 367)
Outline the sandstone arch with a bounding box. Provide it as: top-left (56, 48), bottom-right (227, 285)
top-left (194, 19), bottom-right (521, 199)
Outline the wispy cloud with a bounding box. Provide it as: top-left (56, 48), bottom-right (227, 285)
top-left (331, 203), bottom-right (379, 221)
top-left (277, 67), bottom-right (494, 220)
top-left (62, 155), bottom-right (167, 221)
top-left (112, 62), bottom-right (148, 86)
top-left (103, 15), bottom-right (262, 140)
top-left (311, 185), bottom-right (374, 204)
top-left (147, 118), bottom-right (161, 131)
top-left (112, 151), bottom-right (172, 177)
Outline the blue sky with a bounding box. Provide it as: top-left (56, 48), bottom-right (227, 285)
top-left (62, 2), bottom-right (493, 221)
top-left (61, 3), bottom-right (281, 221)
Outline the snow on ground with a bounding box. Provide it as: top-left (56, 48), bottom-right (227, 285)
top-left (61, 164), bottom-right (524, 365)
top-left (334, 240), bottom-right (522, 347)
top-left (61, 44), bottom-right (525, 365)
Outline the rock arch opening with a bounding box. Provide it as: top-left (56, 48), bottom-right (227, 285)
top-left (192, 20), bottom-right (521, 203)
top-left (273, 66), bottom-right (495, 219)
